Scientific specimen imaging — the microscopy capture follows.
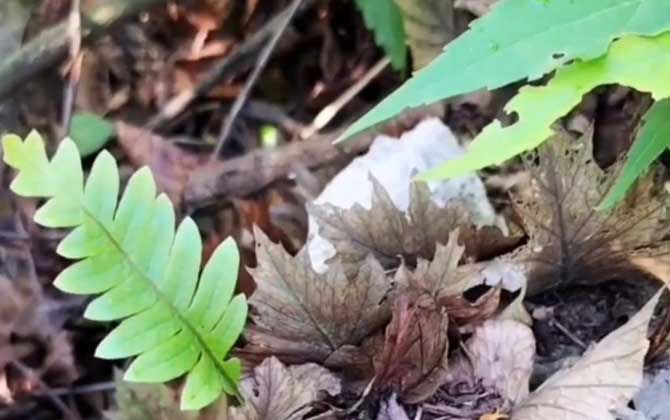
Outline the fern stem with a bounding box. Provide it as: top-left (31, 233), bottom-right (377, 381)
top-left (81, 207), bottom-right (242, 400)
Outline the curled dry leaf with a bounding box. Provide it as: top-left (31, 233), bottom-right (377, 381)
top-left (244, 227), bottom-right (391, 366)
top-left (309, 178), bottom-right (519, 277)
top-left (393, 230), bottom-right (465, 294)
top-left (116, 122), bottom-right (208, 208)
top-left (395, 232), bottom-right (523, 330)
top-left (512, 133), bottom-right (670, 295)
top-left (229, 357), bottom-right (340, 420)
top-left (512, 289), bottom-right (662, 420)
top-left (467, 320), bottom-right (534, 406)
top-left (373, 291), bottom-right (449, 403)
top-left (416, 320), bottom-right (532, 419)
top-left (441, 288), bottom-right (501, 332)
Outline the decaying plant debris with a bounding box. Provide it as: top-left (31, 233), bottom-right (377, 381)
top-left (2, 1), bottom-right (670, 419)
top-left (219, 132), bottom-right (669, 420)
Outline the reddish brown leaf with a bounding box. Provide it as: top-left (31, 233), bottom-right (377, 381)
top-left (393, 232), bottom-right (511, 331)
top-left (373, 291), bottom-right (449, 404)
top-left (438, 288), bottom-right (501, 330)
top-left (115, 122), bottom-right (208, 207)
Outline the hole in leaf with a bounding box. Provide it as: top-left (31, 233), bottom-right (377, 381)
top-left (500, 111), bottom-right (519, 128)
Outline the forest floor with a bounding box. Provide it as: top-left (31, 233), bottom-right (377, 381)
top-left (0, 1), bottom-right (669, 419)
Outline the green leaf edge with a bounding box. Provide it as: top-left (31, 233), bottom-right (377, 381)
top-left (338, 0), bottom-right (670, 142)
top-left (414, 33), bottom-right (670, 182)
top-left (355, 0), bottom-right (407, 70)
top-left (598, 98), bottom-right (670, 209)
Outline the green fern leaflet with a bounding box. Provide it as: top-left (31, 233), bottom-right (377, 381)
top-left (2, 131), bottom-right (248, 410)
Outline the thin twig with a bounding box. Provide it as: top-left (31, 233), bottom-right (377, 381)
top-left (553, 319), bottom-right (588, 349)
top-left (61, 0), bottom-right (82, 136)
top-left (34, 381), bottom-right (116, 398)
top-left (11, 361), bottom-right (81, 420)
top-left (300, 56), bottom-right (391, 139)
top-left (212, 0), bottom-right (304, 158)
top-left (147, 0), bottom-right (316, 129)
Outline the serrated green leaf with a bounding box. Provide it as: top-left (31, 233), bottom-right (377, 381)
top-left (69, 113), bottom-right (115, 157)
top-left (1, 132), bottom-right (247, 410)
top-left (599, 99), bottom-right (670, 209)
top-left (355, 0), bottom-right (407, 70)
top-left (418, 33), bottom-right (670, 181)
top-left (4, 130), bottom-right (54, 196)
top-left (341, 0), bottom-right (670, 140)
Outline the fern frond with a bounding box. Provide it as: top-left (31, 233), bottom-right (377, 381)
top-left (2, 131), bottom-right (247, 410)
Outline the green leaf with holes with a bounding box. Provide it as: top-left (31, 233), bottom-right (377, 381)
top-left (417, 34), bottom-right (670, 181)
top-left (341, 0), bottom-right (670, 140)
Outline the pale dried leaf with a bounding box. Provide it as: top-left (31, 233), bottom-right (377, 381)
top-left (230, 357), bottom-right (340, 420)
top-left (439, 287), bottom-right (501, 331)
top-left (245, 227), bottom-right (391, 365)
top-left (629, 243), bottom-right (670, 283)
top-left (512, 289), bottom-right (662, 420)
top-left (0, 373), bottom-right (11, 405)
top-left (468, 320), bottom-right (534, 405)
top-left (497, 287), bottom-right (532, 326)
top-left (377, 394), bottom-right (411, 420)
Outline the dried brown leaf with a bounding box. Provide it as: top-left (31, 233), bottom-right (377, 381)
top-left (394, 0), bottom-right (456, 69)
top-left (0, 248), bottom-right (78, 399)
top-left (440, 287), bottom-right (501, 330)
top-left (512, 134), bottom-right (670, 295)
top-left (230, 357), bottom-right (340, 420)
top-left (395, 233), bottom-right (524, 331)
top-left (467, 320), bottom-right (534, 406)
top-left (512, 289), bottom-right (662, 420)
top-left (244, 227), bottom-right (391, 365)
top-left (497, 287), bottom-right (532, 326)
top-left (393, 231), bottom-right (464, 294)
top-left (310, 178), bottom-right (518, 276)
top-left (116, 122), bottom-right (207, 207)
top-left (373, 291), bottom-right (449, 403)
